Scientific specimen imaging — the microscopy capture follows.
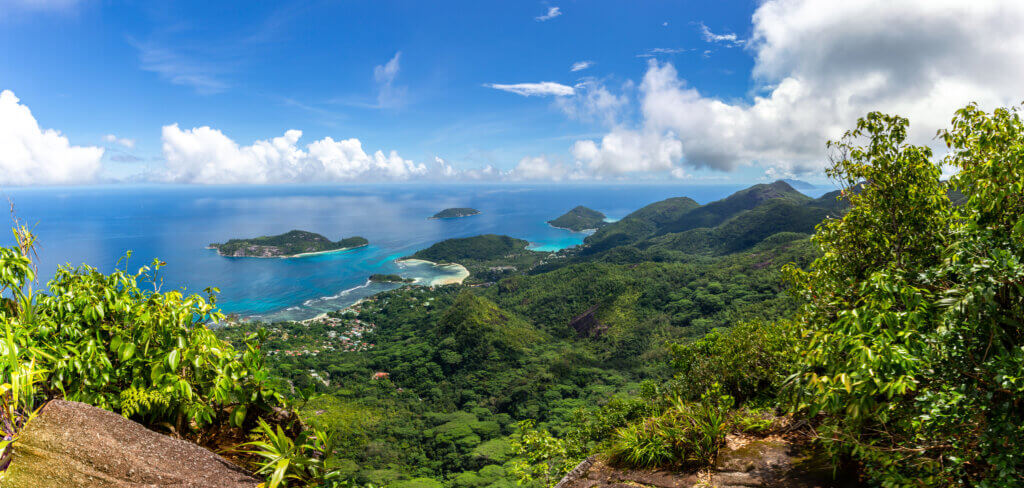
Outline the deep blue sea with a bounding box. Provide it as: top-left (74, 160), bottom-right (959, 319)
top-left (1, 184), bottom-right (831, 321)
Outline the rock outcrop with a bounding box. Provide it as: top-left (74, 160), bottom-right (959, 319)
top-left (3, 400), bottom-right (260, 488)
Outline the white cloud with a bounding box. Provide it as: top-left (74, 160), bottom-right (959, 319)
top-left (572, 127), bottom-right (682, 176)
top-left (434, 156), bottom-right (458, 178)
top-left (462, 164), bottom-right (499, 180)
top-left (0, 90), bottom-right (103, 185)
top-left (103, 134), bottom-right (135, 149)
top-left (486, 82), bottom-right (575, 97)
top-left (509, 155), bottom-right (568, 180)
top-left (554, 80), bottom-right (629, 126)
top-left (373, 51), bottom-right (406, 108)
top-left (535, 6), bottom-right (561, 21)
top-left (577, 0), bottom-right (1024, 176)
top-left (570, 61), bottom-right (594, 72)
top-left (159, 124), bottom-right (428, 183)
top-left (698, 22), bottom-right (744, 47)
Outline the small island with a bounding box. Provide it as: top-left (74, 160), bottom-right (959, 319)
top-left (430, 207), bottom-right (480, 219)
top-left (209, 230), bottom-right (368, 258)
top-left (548, 205), bottom-right (608, 232)
top-left (368, 274), bottom-right (415, 283)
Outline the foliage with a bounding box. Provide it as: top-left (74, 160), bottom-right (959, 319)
top-left (606, 384), bottom-right (733, 469)
top-left (668, 320), bottom-right (796, 402)
top-left (785, 106), bottom-right (1024, 486)
top-left (242, 418), bottom-right (355, 488)
top-left (509, 420), bottom-right (580, 488)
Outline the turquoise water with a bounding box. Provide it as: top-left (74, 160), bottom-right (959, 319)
top-left (2, 183), bottom-right (829, 321)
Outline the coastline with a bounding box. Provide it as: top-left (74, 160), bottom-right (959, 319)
top-left (210, 242), bottom-right (369, 259)
top-left (547, 222), bottom-right (599, 233)
top-left (397, 258), bottom-right (470, 285)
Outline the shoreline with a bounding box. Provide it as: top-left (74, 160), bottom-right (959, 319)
top-left (396, 258), bottom-right (471, 285)
top-left (210, 243), bottom-right (369, 259)
top-left (547, 222), bottom-right (599, 233)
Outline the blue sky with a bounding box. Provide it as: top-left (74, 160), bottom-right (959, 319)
top-left (2, 1), bottom-right (1022, 185)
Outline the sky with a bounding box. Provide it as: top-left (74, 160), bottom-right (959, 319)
top-left (2, 0), bottom-right (1024, 186)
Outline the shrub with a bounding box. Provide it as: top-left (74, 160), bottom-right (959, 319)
top-left (668, 319), bottom-right (795, 402)
top-left (786, 106), bottom-right (1024, 485)
top-left (606, 384), bottom-right (733, 469)
top-left (0, 246), bottom-right (283, 435)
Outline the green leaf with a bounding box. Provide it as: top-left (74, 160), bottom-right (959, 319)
top-left (119, 343), bottom-right (135, 362)
top-left (230, 404), bottom-right (247, 428)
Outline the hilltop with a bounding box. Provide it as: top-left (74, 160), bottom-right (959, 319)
top-left (547, 205), bottom-right (608, 232)
top-left (581, 180), bottom-right (839, 256)
top-left (430, 207), bottom-right (481, 219)
top-left (209, 230), bottom-right (368, 258)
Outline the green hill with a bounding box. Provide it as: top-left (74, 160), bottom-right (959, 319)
top-left (436, 291), bottom-right (542, 366)
top-left (547, 206), bottom-right (608, 232)
top-left (581, 181), bottom-right (815, 257)
top-left (210, 230), bottom-right (368, 257)
top-left (411, 234), bottom-right (530, 263)
top-left (581, 197), bottom-right (699, 254)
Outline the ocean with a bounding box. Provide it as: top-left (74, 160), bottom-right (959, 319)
top-left (1, 183), bottom-right (830, 321)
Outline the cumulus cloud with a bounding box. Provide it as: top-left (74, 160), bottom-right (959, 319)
top-left (535, 6), bottom-right (561, 21)
top-left (577, 0), bottom-right (1024, 176)
top-left (486, 82), bottom-right (575, 97)
top-left (0, 90), bottom-right (103, 185)
top-left (509, 156), bottom-right (569, 181)
top-left (570, 61), bottom-right (594, 72)
top-left (572, 128), bottom-right (682, 176)
top-left (159, 124), bottom-right (428, 183)
top-left (698, 22), bottom-right (744, 47)
top-left (103, 134), bottom-right (135, 148)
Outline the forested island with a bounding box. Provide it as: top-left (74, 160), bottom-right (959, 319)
top-left (369, 273), bottom-right (415, 283)
top-left (430, 207), bottom-right (481, 219)
top-left (209, 230), bottom-right (368, 258)
top-left (547, 205), bottom-right (608, 232)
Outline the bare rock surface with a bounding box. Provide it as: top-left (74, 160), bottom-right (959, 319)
top-left (4, 400), bottom-right (260, 488)
top-left (555, 434), bottom-right (861, 488)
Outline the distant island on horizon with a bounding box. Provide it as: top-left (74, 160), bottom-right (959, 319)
top-left (430, 207), bottom-right (480, 219)
top-left (209, 230), bottom-right (368, 258)
top-left (548, 205), bottom-right (608, 232)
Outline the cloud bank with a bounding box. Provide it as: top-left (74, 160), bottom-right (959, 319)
top-left (0, 90), bottom-right (103, 185)
top-left (159, 125), bottom-right (427, 184)
top-left (575, 0), bottom-right (1024, 177)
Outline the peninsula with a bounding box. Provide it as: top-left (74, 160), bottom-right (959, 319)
top-left (209, 230), bottom-right (368, 258)
top-left (548, 205), bottom-right (608, 232)
top-left (430, 207), bottom-right (480, 219)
